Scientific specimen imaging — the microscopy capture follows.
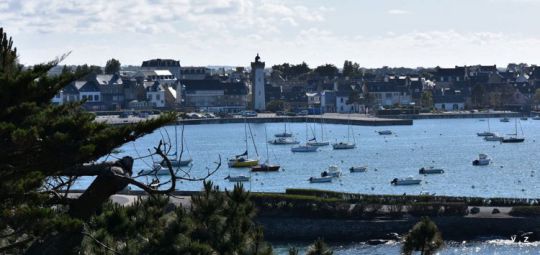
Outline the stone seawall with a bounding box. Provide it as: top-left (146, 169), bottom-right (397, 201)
top-left (178, 117), bottom-right (412, 126)
top-left (257, 216), bottom-right (540, 242)
top-left (379, 112), bottom-right (521, 120)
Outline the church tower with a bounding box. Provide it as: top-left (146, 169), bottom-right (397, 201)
top-left (251, 53), bottom-right (266, 111)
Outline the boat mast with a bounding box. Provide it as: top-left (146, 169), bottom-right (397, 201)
top-left (264, 125), bottom-right (269, 163)
top-left (174, 123), bottom-right (178, 159)
top-left (244, 117), bottom-right (248, 157)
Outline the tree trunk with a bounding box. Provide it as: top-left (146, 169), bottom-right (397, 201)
top-left (25, 157), bottom-right (134, 255)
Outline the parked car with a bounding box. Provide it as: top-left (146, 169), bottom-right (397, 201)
top-left (204, 113), bottom-right (216, 118)
top-left (297, 110), bottom-right (308, 116)
top-left (285, 112), bottom-right (297, 116)
top-left (241, 111), bottom-right (258, 117)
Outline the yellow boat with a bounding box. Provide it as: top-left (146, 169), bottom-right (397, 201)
top-left (228, 157), bottom-right (259, 168)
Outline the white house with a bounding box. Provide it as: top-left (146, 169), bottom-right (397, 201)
top-left (433, 95), bottom-right (465, 111)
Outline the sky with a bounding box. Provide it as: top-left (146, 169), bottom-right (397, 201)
top-left (2, 0), bottom-right (540, 68)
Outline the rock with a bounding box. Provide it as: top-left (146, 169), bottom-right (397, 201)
top-left (492, 208), bottom-right (500, 214)
top-left (470, 207), bottom-right (480, 214)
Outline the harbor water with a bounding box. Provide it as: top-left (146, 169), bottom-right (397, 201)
top-left (84, 118), bottom-right (540, 198)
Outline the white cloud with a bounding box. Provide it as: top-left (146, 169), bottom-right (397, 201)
top-left (387, 9), bottom-right (410, 15)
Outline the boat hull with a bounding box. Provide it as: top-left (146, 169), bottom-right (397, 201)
top-left (501, 138), bottom-right (525, 143)
top-left (332, 143), bottom-right (355, 150)
top-left (309, 176), bottom-right (333, 183)
top-left (391, 179), bottom-right (421, 185)
top-left (349, 166), bottom-right (367, 173)
top-left (307, 141), bottom-right (330, 146)
top-left (228, 159), bottom-right (259, 167)
top-left (291, 146), bottom-right (318, 152)
top-left (419, 167), bottom-right (444, 174)
top-left (251, 164), bottom-right (280, 172)
top-left (274, 133), bottom-right (292, 138)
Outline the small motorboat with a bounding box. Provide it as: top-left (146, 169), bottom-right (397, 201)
top-left (251, 163), bottom-right (280, 172)
top-left (378, 130), bottom-right (393, 135)
top-left (309, 176), bottom-right (333, 183)
top-left (321, 165), bottom-right (342, 177)
top-left (533, 116), bottom-right (540, 120)
top-left (472, 153), bottom-right (491, 166)
top-left (419, 166), bottom-right (444, 174)
top-left (477, 131), bottom-right (495, 137)
top-left (500, 117), bottom-right (510, 122)
top-left (291, 145), bottom-right (318, 152)
top-left (225, 175), bottom-right (250, 182)
top-left (269, 137), bottom-right (300, 145)
top-left (332, 142), bottom-right (355, 150)
top-left (391, 176), bottom-right (421, 185)
top-left (274, 132), bottom-right (293, 138)
top-left (521, 117), bottom-right (528, 121)
top-left (349, 166), bottom-right (367, 173)
top-left (484, 133), bottom-right (503, 142)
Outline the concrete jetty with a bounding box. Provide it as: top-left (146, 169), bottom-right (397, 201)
top-left (178, 113), bottom-right (412, 126)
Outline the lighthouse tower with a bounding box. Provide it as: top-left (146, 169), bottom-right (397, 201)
top-left (251, 53), bottom-right (266, 111)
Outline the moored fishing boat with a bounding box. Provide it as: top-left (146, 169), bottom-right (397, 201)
top-left (378, 130), bottom-right (393, 135)
top-left (349, 166), bottom-right (367, 173)
top-left (309, 176), bottom-right (333, 183)
top-left (391, 176), bottom-right (421, 185)
top-left (291, 145), bottom-right (318, 152)
top-left (225, 175), bottom-right (250, 182)
top-left (269, 137), bottom-right (299, 145)
top-left (321, 165), bottom-right (342, 177)
top-left (472, 153), bottom-right (491, 166)
top-left (419, 166), bottom-right (444, 174)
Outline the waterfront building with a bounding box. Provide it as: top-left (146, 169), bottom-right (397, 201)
top-left (145, 81), bottom-right (177, 108)
top-left (433, 94), bottom-right (465, 111)
top-left (182, 79), bottom-right (248, 113)
top-left (251, 54), bottom-right (266, 111)
top-left (363, 81), bottom-right (412, 107)
top-left (180, 66), bottom-right (210, 80)
top-left (141, 59), bottom-right (182, 105)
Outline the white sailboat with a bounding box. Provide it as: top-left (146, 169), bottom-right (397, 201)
top-left (291, 118), bottom-right (318, 152)
top-left (228, 118), bottom-right (259, 167)
top-left (159, 124), bottom-right (193, 167)
top-left (274, 117), bottom-right (292, 137)
top-left (332, 115), bottom-right (356, 150)
top-left (307, 115), bottom-right (330, 146)
top-left (477, 118), bottom-right (495, 137)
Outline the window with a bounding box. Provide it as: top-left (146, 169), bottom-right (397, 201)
top-left (340, 98), bottom-right (344, 103)
top-left (453, 104), bottom-right (459, 110)
top-left (441, 104), bottom-right (446, 110)
top-left (148, 95), bottom-right (153, 100)
top-left (82, 95), bottom-right (87, 100)
top-left (386, 93), bottom-right (392, 99)
top-left (156, 94), bottom-right (161, 100)
top-left (94, 95), bottom-right (99, 101)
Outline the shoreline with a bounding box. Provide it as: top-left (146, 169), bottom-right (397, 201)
top-left (95, 111), bottom-right (526, 126)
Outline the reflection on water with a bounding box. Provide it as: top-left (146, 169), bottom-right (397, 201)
top-left (273, 240), bottom-right (540, 255)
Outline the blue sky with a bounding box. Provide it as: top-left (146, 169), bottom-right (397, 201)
top-left (2, 0), bottom-right (540, 68)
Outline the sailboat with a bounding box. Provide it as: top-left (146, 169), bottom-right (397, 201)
top-left (274, 117), bottom-right (293, 137)
top-left (332, 114), bottom-right (356, 150)
top-left (159, 124), bottom-right (193, 167)
top-left (291, 118), bottom-right (318, 152)
top-left (477, 118), bottom-right (495, 137)
top-left (307, 115), bottom-right (330, 146)
top-left (501, 118), bottom-right (525, 143)
top-left (251, 125), bottom-right (281, 172)
top-left (228, 118), bottom-right (259, 167)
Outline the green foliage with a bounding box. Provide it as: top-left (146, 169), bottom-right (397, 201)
top-left (402, 217), bottom-right (443, 255)
top-left (0, 27), bottom-right (173, 253)
top-left (306, 238), bottom-right (333, 255)
top-left (104, 58), bottom-right (121, 74)
top-left (82, 182), bottom-right (271, 254)
top-left (421, 90), bottom-right (433, 109)
top-left (342, 60), bottom-right (361, 77)
top-left (266, 99), bottom-right (286, 112)
top-left (314, 64), bottom-right (339, 77)
top-left (74, 64), bottom-right (103, 76)
top-left (271, 62), bottom-right (311, 79)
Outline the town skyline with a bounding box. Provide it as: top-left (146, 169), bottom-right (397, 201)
top-left (2, 0), bottom-right (540, 68)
